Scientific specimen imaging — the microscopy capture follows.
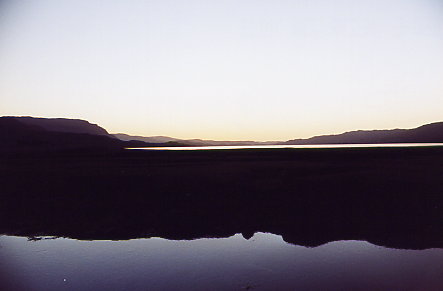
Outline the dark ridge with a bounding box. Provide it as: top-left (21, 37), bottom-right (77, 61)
top-left (286, 122), bottom-right (443, 144)
top-left (0, 117), bottom-right (170, 153)
top-left (113, 121), bottom-right (443, 146)
top-left (8, 116), bottom-right (110, 135)
top-left (113, 133), bottom-right (186, 144)
top-left (113, 134), bottom-right (278, 146)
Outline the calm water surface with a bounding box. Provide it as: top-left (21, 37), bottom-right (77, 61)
top-left (1, 233), bottom-right (443, 291)
top-left (129, 143), bottom-right (443, 151)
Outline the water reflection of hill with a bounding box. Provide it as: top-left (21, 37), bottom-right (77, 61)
top-left (1, 147), bottom-right (443, 250)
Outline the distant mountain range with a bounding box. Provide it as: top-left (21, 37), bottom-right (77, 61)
top-left (113, 133), bottom-right (277, 146)
top-left (114, 121), bottom-right (443, 146)
top-left (113, 133), bottom-right (186, 144)
top-left (1, 116), bottom-right (443, 152)
top-left (285, 122), bottom-right (443, 145)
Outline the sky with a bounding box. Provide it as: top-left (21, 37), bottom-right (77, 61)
top-left (0, 0), bottom-right (442, 141)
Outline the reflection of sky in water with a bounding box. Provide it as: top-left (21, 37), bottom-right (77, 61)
top-left (1, 233), bottom-right (443, 290)
top-left (129, 143), bottom-right (443, 151)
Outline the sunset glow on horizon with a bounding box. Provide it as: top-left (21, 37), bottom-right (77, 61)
top-left (1, 0), bottom-right (442, 141)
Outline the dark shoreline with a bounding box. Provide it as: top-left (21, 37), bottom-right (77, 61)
top-left (1, 147), bottom-right (443, 249)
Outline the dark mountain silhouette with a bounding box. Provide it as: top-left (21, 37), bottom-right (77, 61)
top-left (0, 117), bottom-right (175, 152)
top-left (286, 122), bottom-right (443, 144)
top-left (115, 121), bottom-right (443, 146)
top-left (2, 117), bottom-right (443, 150)
top-left (114, 133), bottom-right (277, 146)
top-left (8, 116), bottom-right (110, 135)
top-left (113, 133), bottom-right (186, 144)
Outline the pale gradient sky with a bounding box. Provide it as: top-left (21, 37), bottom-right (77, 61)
top-left (1, 0), bottom-right (442, 141)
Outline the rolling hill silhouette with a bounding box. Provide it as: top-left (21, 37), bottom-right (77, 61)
top-left (113, 133), bottom-right (276, 146)
top-left (10, 116), bottom-right (110, 135)
top-left (113, 121), bottom-right (443, 146)
top-left (113, 133), bottom-right (187, 144)
top-left (286, 122), bottom-right (443, 145)
top-left (0, 117), bottom-right (176, 152)
top-left (2, 116), bottom-right (443, 151)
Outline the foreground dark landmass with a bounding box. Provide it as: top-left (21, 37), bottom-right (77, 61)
top-left (1, 147), bottom-right (443, 250)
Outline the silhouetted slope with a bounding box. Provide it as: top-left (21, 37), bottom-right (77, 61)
top-left (113, 133), bottom-right (186, 144)
top-left (9, 116), bottom-right (109, 135)
top-left (286, 122), bottom-right (443, 144)
top-left (4, 117), bottom-right (443, 150)
top-left (0, 117), bottom-right (156, 152)
top-left (115, 121), bottom-right (443, 146)
top-left (114, 133), bottom-right (277, 146)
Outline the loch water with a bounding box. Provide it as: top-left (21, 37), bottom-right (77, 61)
top-left (1, 233), bottom-right (443, 290)
top-left (129, 143), bottom-right (443, 151)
